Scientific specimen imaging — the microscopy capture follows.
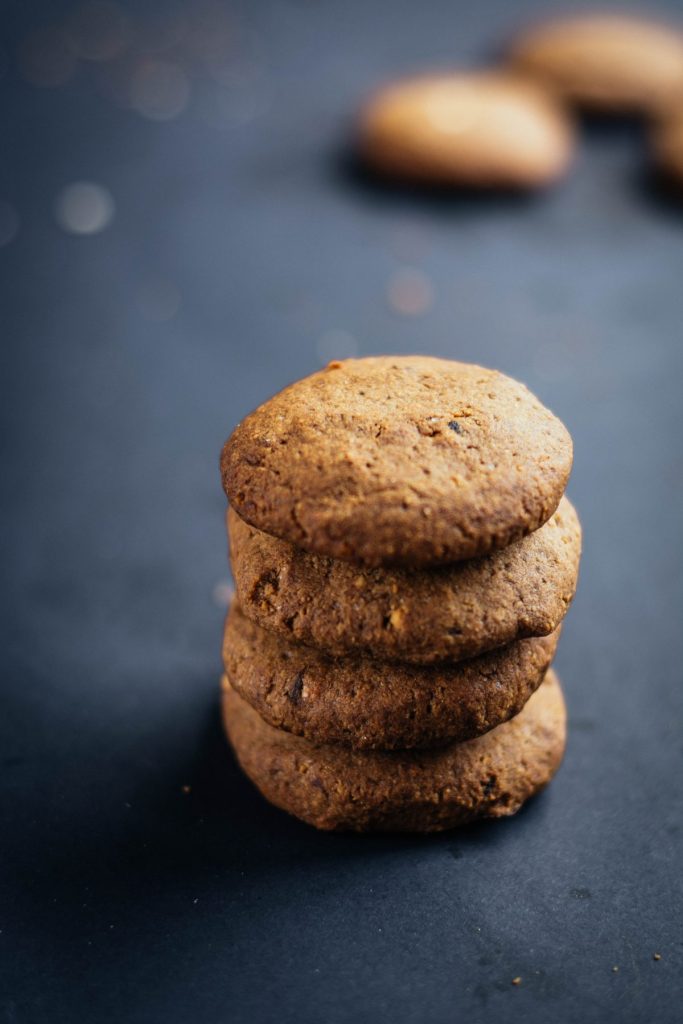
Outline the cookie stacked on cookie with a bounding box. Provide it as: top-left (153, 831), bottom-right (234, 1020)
top-left (220, 356), bottom-right (580, 832)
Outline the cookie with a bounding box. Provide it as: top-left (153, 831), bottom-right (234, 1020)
top-left (652, 111), bottom-right (683, 187)
top-left (508, 15), bottom-right (683, 114)
top-left (221, 357), bottom-right (573, 568)
top-left (223, 669), bottom-right (566, 832)
top-left (358, 72), bottom-right (573, 188)
top-left (223, 600), bottom-right (559, 749)
top-left (228, 496), bottom-right (580, 665)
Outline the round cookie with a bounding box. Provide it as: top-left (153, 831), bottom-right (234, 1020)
top-left (508, 15), bottom-right (683, 114)
top-left (223, 602), bottom-right (560, 750)
top-left (221, 356), bottom-right (573, 568)
top-left (223, 670), bottom-right (566, 832)
top-left (358, 72), bottom-right (573, 188)
top-left (652, 111), bottom-right (683, 187)
top-left (228, 496), bottom-right (580, 665)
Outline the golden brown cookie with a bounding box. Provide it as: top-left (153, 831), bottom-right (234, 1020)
top-left (222, 601), bottom-right (560, 749)
top-left (223, 670), bottom-right (566, 832)
top-left (221, 357), bottom-right (573, 568)
top-left (652, 110), bottom-right (683, 186)
top-left (228, 496), bottom-right (580, 665)
top-left (358, 71), bottom-right (573, 188)
top-left (508, 15), bottom-right (683, 114)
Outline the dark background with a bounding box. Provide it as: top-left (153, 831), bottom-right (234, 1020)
top-left (2, 0), bottom-right (682, 1021)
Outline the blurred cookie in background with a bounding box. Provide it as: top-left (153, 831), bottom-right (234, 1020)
top-left (358, 72), bottom-right (574, 189)
top-left (652, 109), bottom-right (683, 188)
top-left (507, 14), bottom-right (683, 115)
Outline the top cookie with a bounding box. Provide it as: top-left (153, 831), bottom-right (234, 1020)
top-left (508, 15), bottom-right (683, 114)
top-left (221, 356), bottom-right (573, 567)
top-left (359, 72), bottom-right (573, 188)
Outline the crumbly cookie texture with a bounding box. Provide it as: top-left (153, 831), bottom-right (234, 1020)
top-left (228, 496), bottom-right (580, 664)
top-left (359, 72), bottom-right (574, 188)
top-left (223, 670), bottom-right (566, 832)
top-left (508, 15), bottom-right (683, 113)
top-left (223, 601), bottom-right (559, 749)
top-left (221, 356), bottom-right (573, 568)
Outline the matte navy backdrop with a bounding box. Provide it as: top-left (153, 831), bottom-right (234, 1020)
top-left (1, 0), bottom-right (682, 1022)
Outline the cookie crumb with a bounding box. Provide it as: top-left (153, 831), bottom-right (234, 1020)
top-left (181, 784), bottom-right (191, 794)
top-left (511, 976), bottom-right (522, 986)
top-left (653, 953), bottom-right (661, 961)
top-left (326, 360), bottom-right (343, 370)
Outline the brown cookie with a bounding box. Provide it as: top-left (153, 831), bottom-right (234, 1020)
top-left (652, 111), bottom-right (683, 187)
top-left (358, 72), bottom-right (573, 188)
top-left (223, 670), bottom-right (566, 832)
top-left (221, 356), bottom-right (573, 568)
top-left (222, 601), bottom-right (559, 750)
top-left (228, 496), bottom-right (580, 665)
top-left (508, 15), bottom-right (683, 114)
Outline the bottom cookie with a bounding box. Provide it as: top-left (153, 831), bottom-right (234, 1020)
top-left (223, 670), bottom-right (566, 832)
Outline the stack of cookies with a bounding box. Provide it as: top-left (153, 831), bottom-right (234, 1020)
top-left (220, 356), bottom-right (580, 832)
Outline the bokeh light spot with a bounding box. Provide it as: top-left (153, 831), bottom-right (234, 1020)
top-left (387, 268), bottom-right (434, 316)
top-left (212, 581), bottom-right (234, 608)
top-left (55, 182), bottom-right (115, 235)
top-left (67, 2), bottom-right (130, 62)
top-left (129, 59), bottom-right (190, 121)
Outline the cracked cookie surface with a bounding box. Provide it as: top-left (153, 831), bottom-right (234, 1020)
top-left (228, 496), bottom-right (580, 664)
top-left (221, 356), bottom-right (572, 567)
top-left (222, 601), bottom-right (560, 750)
top-left (223, 670), bottom-right (566, 832)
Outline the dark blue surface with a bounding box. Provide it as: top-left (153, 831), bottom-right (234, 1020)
top-left (1, 1), bottom-right (682, 1021)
